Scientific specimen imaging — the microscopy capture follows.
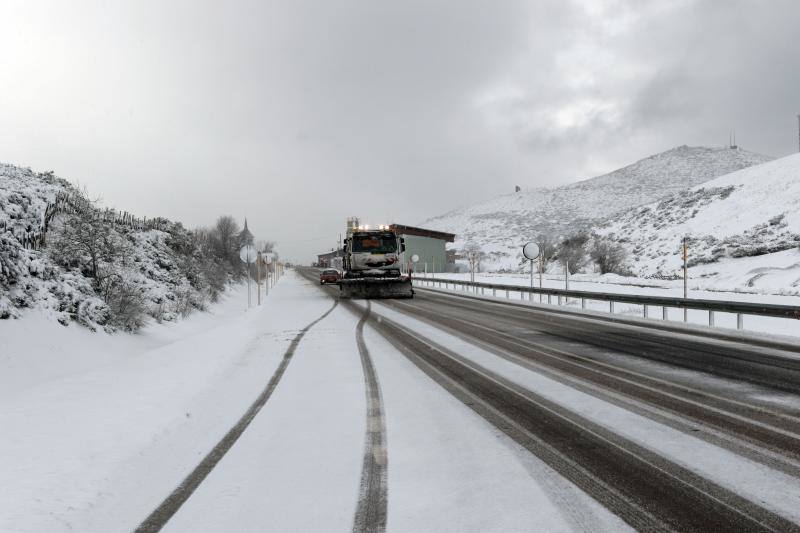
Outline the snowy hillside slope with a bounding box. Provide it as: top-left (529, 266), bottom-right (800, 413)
top-left (422, 146), bottom-right (772, 270)
top-left (598, 152), bottom-right (800, 279)
top-left (0, 163), bottom-right (231, 330)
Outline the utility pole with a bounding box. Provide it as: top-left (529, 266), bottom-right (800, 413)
top-left (256, 252), bottom-right (262, 305)
top-left (529, 258), bottom-right (534, 290)
top-left (683, 236), bottom-right (689, 322)
top-left (539, 255), bottom-right (543, 302)
top-left (565, 259), bottom-right (570, 291)
top-left (797, 114), bottom-right (800, 153)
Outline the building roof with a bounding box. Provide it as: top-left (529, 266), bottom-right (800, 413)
top-left (390, 224), bottom-right (455, 242)
top-left (317, 250), bottom-right (340, 260)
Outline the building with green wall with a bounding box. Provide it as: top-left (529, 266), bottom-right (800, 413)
top-left (390, 224), bottom-right (455, 273)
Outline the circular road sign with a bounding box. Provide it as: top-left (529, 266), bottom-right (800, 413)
top-left (410, 254), bottom-right (420, 263)
top-left (239, 244), bottom-right (256, 264)
top-left (522, 242), bottom-right (540, 260)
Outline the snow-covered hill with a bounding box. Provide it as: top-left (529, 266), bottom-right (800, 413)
top-left (0, 163), bottom-right (236, 330)
top-left (422, 146), bottom-right (772, 270)
top-left (598, 152), bottom-right (800, 279)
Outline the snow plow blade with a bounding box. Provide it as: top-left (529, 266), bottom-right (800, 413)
top-left (339, 277), bottom-right (414, 299)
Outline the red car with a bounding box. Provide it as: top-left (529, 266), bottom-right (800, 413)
top-left (319, 269), bottom-right (340, 284)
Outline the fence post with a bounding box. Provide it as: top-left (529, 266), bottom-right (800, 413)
top-left (709, 310), bottom-right (715, 327)
top-left (663, 307), bottom-right (668, 320)
top-left (643, 305), bottom-right (649, 318)
top-left (737, 313), bottom-right (744, 330)
top-left (610, 301), bottom-right (614, 314)
top-left (581, 298), bottom-right (586, 309)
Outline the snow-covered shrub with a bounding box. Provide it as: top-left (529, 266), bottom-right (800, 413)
top-left (589, 236), bottom-right (630, 275)
top-left (98, 271), bottom-right (147, 331)
top-left (557, 232), bottom-right (589, 274)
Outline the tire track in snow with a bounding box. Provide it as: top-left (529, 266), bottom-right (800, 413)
top-left (135, 300), bottom-right (338, 533)
top-left (352, 301), bottom-right (389, 533)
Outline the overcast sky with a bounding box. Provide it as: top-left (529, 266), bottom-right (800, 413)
top-left (2, 0), bottom-right (799, 261)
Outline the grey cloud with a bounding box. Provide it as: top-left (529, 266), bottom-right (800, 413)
top-left (1, 0), bottom-right (799, 261)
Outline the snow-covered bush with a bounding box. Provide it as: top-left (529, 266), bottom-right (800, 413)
top-left (0, 162), bottom-right (260, 331)
top-left (557, 232), bottom-right (589, 274)
top-left (589, 236), bottom-right (630, 275)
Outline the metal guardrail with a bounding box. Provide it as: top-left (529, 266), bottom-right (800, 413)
top-left (414, 276), bottom-right (800, 330)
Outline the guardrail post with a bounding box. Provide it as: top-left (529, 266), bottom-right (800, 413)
top-left (643, 304), bottom-right (649, 318)
top-left (663, 307), bottom-right (668, 320)
top-left (548, 294), bottom-right (552, 304)
top-left (737, 313), bottom-right (743, 330)
top-left (581, 298), bottom-right (586, 309)
top-left (506, 289), bottom-right (509, 299)
top-left (492, 288), bottom-right (496, 297)
top-left (520, 291), bottom-right (524, 300)
top-left (609, 301), bottom-right (614, 314)
top-left (558, 295), bottom-right (562, 305)
top-left (481, 287), bottom-right (485, 295)
top-left (709, 310), bottom-right (715, 327)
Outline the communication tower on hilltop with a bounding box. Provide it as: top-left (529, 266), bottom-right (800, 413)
top-left (797, 115), bottom-right (800, 152)
top-left (729, 129), bottom-right (737, 150)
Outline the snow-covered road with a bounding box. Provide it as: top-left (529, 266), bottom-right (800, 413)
top-left (3, 269), bottom-right (800, 532)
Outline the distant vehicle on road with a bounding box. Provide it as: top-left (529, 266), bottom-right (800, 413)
top-left (319, 269), bottom-right (340, 284)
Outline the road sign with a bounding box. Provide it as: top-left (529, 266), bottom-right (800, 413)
top-left (522, 242), bottom-right (540, 260)
top-left (411, 254), bottom-right (420, 263)
top-left (239, 244), bottom-right (255, 264)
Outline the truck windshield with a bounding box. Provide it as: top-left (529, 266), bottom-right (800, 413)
top-left (352, 234), bottom-right (397, 253)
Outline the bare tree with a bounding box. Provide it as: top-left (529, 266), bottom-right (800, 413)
top-left (207, 215), bottom-right (243, 276)
top-left (463, 242), bottom-right (485, 281)
top-left (535, 234), bottom-right (558, 271)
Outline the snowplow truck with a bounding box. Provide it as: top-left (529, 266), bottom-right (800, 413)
top-left (339, 229), bottom-right (414, 299)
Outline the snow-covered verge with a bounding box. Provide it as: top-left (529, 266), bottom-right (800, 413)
top-left (0, 163), bottom-right (234, 330)
top-left (0, 279), bottom-right (301, 532)
top-left (598, 152), bottom-right (800, 278)
top-left (421, 146), bottom-right (771, 270)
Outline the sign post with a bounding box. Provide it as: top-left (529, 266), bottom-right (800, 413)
top-left (522, 242), bottom-right (540, 301)
top-left (683, 236), bottom-right (689, 322)
top-left (256, 252), bottom-right (263, 305)
top-left (239, 244), bottom-right (255, 308)
top-left (264, 253), bottom-right (273, 295)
